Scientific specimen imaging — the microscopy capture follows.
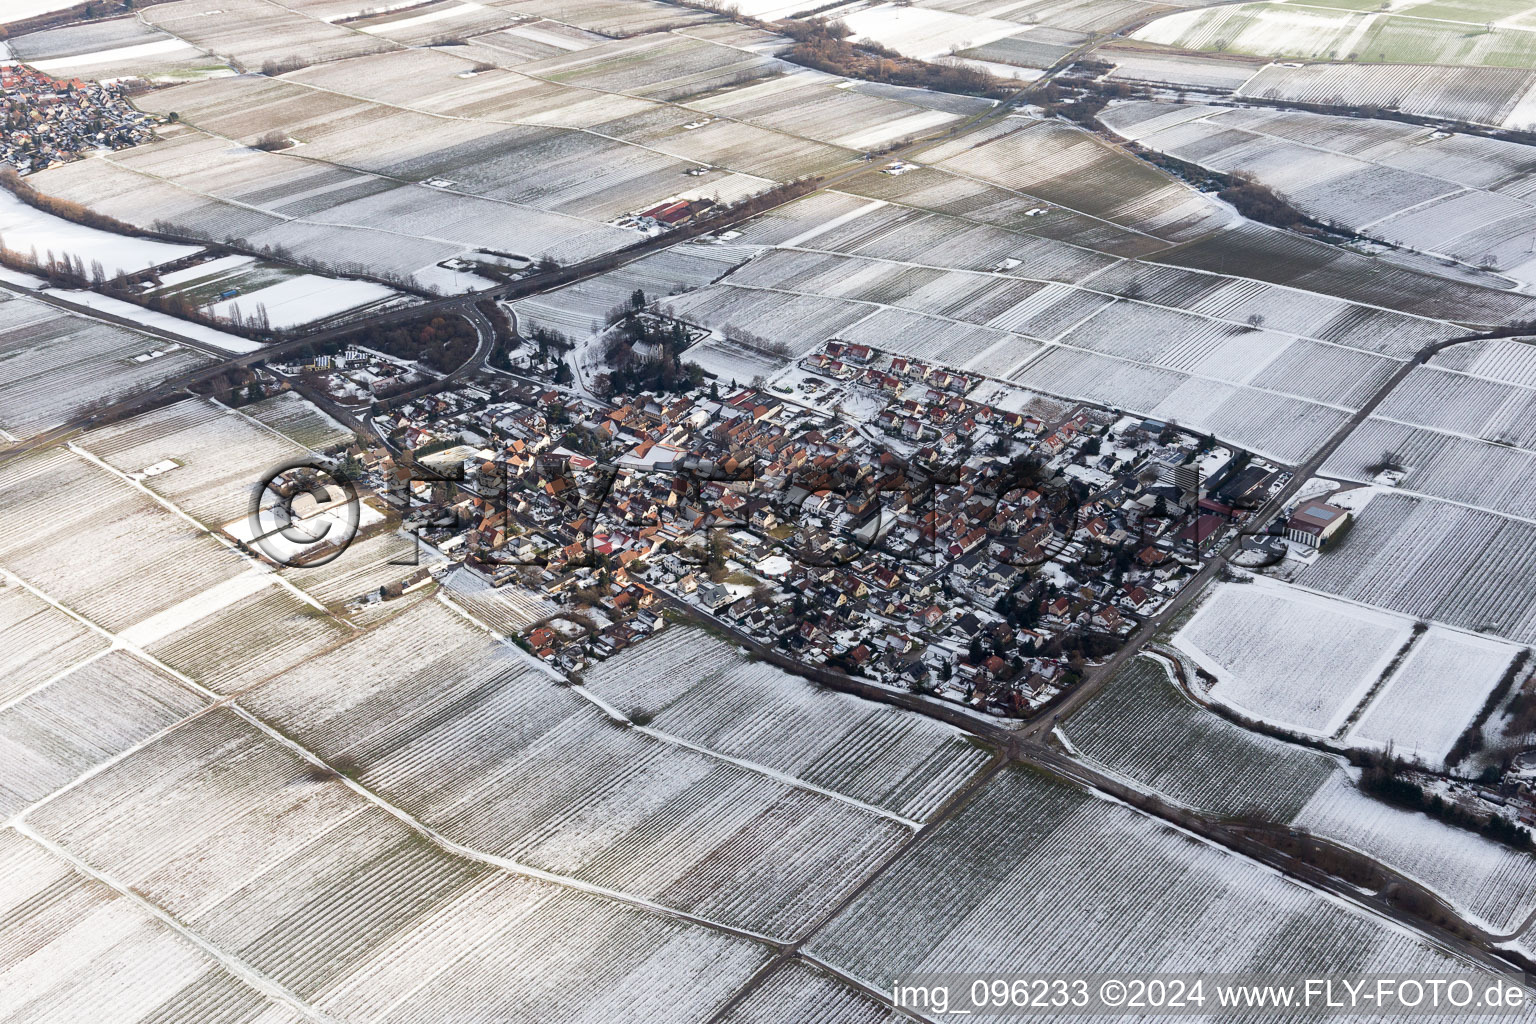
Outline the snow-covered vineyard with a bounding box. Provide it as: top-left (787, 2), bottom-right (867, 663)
top-left (1065, 657), bottom-right (1536, 937)
top-left (805, 765), bottom-right (1513, 983)
top-left (12, 0), bottom-right (1536, 1013)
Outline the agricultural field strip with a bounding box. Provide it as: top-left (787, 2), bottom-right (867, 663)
top-left (1319, 471), bottom-right (1536, 525)
top-left (7, 820), bottom-right (338, 1024)
top-left (84, 140), bottom-right (604, 261)
top-left (431, 588), bottom-right (925, 829)
top-left (1282, 1), bottom-right (1536, 35)
top-left (776, 200), bottom-right (1466, 353)
top-left (0, 645), bottom-right (115, 718)
top-left (908, 135), bottom-right (1179, 246)
top-left (132, 30), bottom-right (886, 190)
top-left (1114, 104), bottom-right (1536, 246)
top-left (1325, 396), bottom-right (1536, 524)
top-left (63, 443), bottom-right (339, 621)
top-left (724, 248), bottom-right (1414, 409)
top-left (0, 572), bottom-right (945, 1024)
top-left (0, 543), bottom-right (895, 979)
top-left (783, 240), bottom-right (1433, 361)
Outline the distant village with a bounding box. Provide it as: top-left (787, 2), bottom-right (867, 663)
top-left (0, 64), bottom-right (159, 175)
top-left (254, 325), bottom-right (1324, 718)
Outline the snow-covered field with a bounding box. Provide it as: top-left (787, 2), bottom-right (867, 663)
top-left (0, 190), bottom-right (198, 278)
top-left (0, 447), bottom-right (249, 634)
top-left (0, 829), bottom-right (309, 1024)
top-left (1133, 0), bottom-right (1536, 68)
top-left (1067, 655), bottom-right (1536, 938)
top-left (1065, 657), bottom-right (1339, 820)
top-left (0, 650), bottom-right (206, 818)
top-left (23, 707), bottom-right (771, 1021)
top-left (1100, 100), bottom-right (1536, 282)
top-left (0, 577), bottom-right (111, 706)
top-left (42, 288), bottom-right (263, 354)
top-left (1294, 771), bottom-right (1536, 933)
top-left (239, 599), bottom-right (910, 939)
top-left (1346, 626), bottom-right (1520, 764)
top-left (205, 274), bottom-right (399, 329)
top-left (838, 5), bottom-right (1024, 63)
top-left (1, 0), bottom-right (81, 20)
top-left (807, 763), bottom-right (1504, 985)
top-left (77, 396), bottom-right (314, 529)
top-left (1175, 577), bottom-right (1415, 735)
top-left (581, 628), bottom-right (991, 822)
top-left (1295, 491), bottom-right (1536, 644)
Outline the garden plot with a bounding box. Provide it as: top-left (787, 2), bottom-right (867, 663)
top-left (243, 391), bottom-right (353, 450)
top-left (238, 600), bottom-right (909, 939)
top-left (76, 396), bottom-right (312, 530)
top-left (580, 629), bottom-right (992, 822)
top-left (0, 190), bottom-right (198, 278)
top-left (143, 0), bottom-right (402, 68)
top-left (0, 447), bottom-right (249, 634)
top-left (0, 580), bottom-right (110, 706)
top-left (1346, 626), bottom-right (1519, 763)
top-left (0, 650), bottom-right (205, 819)
top-left (1064, 658), bottom-right (1339, 820)
top-left (1174, 577), bottom-right (1415, 736)
top-left (24, 707), bottom-right (770, 1021)
top-left (1066, 656), bottom-right (1536, 933)
top-left (806, 763), bottom-right (1503, 990)
top-left (0, 831), bottom-right (308, 1024)
top-left (1295, 491), bottom-right (1536, 644)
